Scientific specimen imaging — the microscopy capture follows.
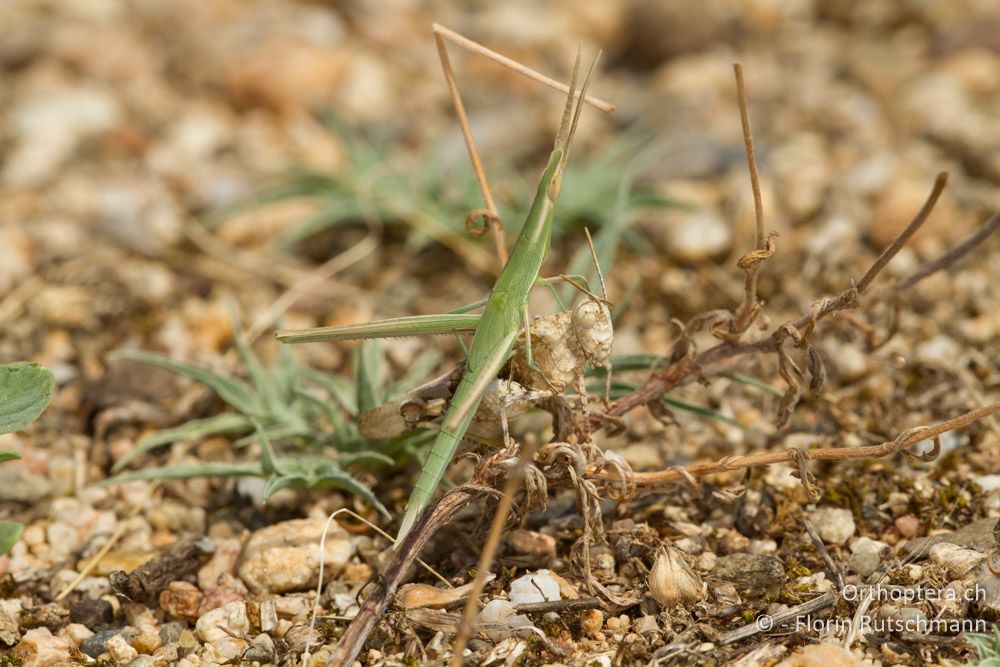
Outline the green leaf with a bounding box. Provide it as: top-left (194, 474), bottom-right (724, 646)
top-left (354, 341), bottom-right (382, 415)
top-left (0, 520), bottom-right (24, 555)
top-left (386, 349), bottom-right (442, 401)
top-left (0, 363), bottom-right (54, 434)
top-left (99, 461), bottom-right (266, 485)
top-left (111, 413), bottom-right (253, 473)
top-left (114, 350), bottom-right (266, 418)
top-left (230, 325), bottom-right (287, 416)
top-left (264, 459), bottom-right (389, 517)
top-left (0, 452), bottom-right (20, 464)
top-left (661, 396), bottom-right (746, 429)
top-left (724, 373), bottom-right (785, 397)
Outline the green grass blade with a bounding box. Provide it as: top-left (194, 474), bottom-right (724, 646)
top-left (0, 363), bottom-right (54, 434)
top-left (99, 461), bottom-right (266, 485)
top-left (724, 373), bottom-right (785, 397)
top-left (354, 341), bottom-right (382, 416)
top-left (0, 452), bottom-right (20, 464)
top-left (113, 350), bottom-right (266, 418)
top-left (661, 396), bottom-right (746, 429)
top-left (232, 329), bottom-right (282, 412)
top-left (0, 520), bottom-right (24, 555)
top-left (111, 413), bottom-right (252, 473)
top-left (299, 368), bottom-right (358, 415)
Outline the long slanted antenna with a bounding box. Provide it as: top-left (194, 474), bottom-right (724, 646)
top-left (558, 50), bottom-right (602, 171)
top-left (584, 226), bottom-right (608, 300)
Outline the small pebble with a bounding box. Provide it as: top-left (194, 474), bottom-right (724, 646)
top-left (13, 627), bottom-right (71, 666)
top-left (895, 515), bottom-right (920, 538)
top-left (580, 609), bottom-right (604, 639)
top-left (633, 615), bottom-right (659, 635)
top-left (507, 529), bottom-right (557, 564)
top-left (157, 621), bottom-right (185, 645)
top-left (238, 518), bottom-right (354, 594)
top-left (60, 623), bottom-right (93, 647)
top-left (70, 598), bottom-right (114, 631)
top-left (159, 581), bottom-right (202, 620)
top-left (107, 634), bottom-right (138, 665)
top-left (0, 598), bottom-right (22, 645)
top-left (849, 537), bottom-right (890, 577)
top-left (81, 627), bottom-right (138, 658)
top-left (810, 507), bottom-right (856, 545)
top-left (477, 600), bottom-right (533, 642)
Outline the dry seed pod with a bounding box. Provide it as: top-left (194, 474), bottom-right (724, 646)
top-left (648, 545), bottom-right (704, 608)
top-left (396, 575), bottom-right (494, 610)
top-left (929, 543), bottom-right (986, 579)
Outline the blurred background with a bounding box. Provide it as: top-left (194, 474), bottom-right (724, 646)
top-left (2, 0), bottom-right (999, 463)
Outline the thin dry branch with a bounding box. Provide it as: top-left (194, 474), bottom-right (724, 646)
top-left (592, 402), bottom-right (1000, 489)
top-left (891, 210), bottom-right (1000, 293)
top-left (434, 30), bottom-right (507, 265)
top-left (325, 489), bottom-right (477, 667)
top-left (729, 62), bottom-right (773, 338)
top-left (450, 437), bottom-right (543, 666)
top-left (432, 24), bottom-right (616, 113)
top-left (597, 172), bottom-right (982, 423)
top-left (858, 172), bottom-right (948, 292)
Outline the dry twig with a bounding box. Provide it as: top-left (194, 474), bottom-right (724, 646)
top-left (592, 402), bottom-right (1000, 490)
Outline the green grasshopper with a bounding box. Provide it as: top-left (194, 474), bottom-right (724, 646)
top-left (278, 52), bottom-right (599, 539)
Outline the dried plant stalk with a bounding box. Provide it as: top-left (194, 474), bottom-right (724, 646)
top-left (596, 172), bottom-right (994, 424)
top-left (591, 402), bottom-right (1000, 489)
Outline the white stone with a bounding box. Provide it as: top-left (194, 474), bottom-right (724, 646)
top-left (667, 209), bottom-right (732, 262)
top-left (849, 537), bottom-right (890, 577)
top-left (509, 570), bottom-right (561, 606)
top-left (810, 507), bottom-right (856, 545)
top-left (476, 600), bottom-right (534, 642)
top-left (196, 601), bottom-right (250, 643)
top-left (107, 634), bottom-right (138, 666)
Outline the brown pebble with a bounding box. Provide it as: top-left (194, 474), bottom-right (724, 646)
top-left (777, 642), bottom-right (867, 666)
top-left (197, 586), bottom-right (247, 616)
top-left (19, 603), bottom-right (67, 631)
top-left (131, 630), bottom-right (161, 654)
top-left (507, 529), bottom-right (557, 564)
top-left (895, 515), bottom-right (920, 538)
top-left (69, 598), bottom-right (114, 631)
top-left (159, 581), bottom-right (202, 621)
top-left (340, 562), bottom-right (373, 584)
top-left (580, 609), bottom-right (604, 638)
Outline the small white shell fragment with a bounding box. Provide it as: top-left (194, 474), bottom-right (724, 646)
top-left (476, 600), bottom-right (534, 642)
top-left (509, 569), bottom-right (561, 606)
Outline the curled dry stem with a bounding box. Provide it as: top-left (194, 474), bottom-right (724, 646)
top-left (597, 172), bottom-right (998, 425)
top-left (728, 63), bottom-right (775, 339)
